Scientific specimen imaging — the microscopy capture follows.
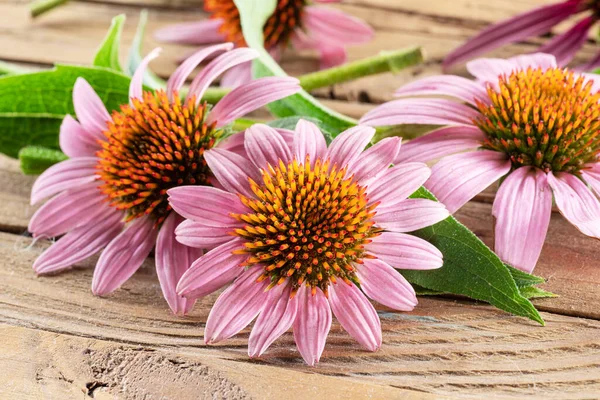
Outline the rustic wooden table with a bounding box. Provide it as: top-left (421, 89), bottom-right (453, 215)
top-left (1, 0), bottom-right (600, 398)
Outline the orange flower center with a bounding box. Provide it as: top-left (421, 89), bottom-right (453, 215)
top-left (205, 0), bottom-right (306, 49)
top-left (476, 67), bottom-right (600, 173)
top-left (230, 156), bottom-right (379, 294)
top-left (97, 91), bottom-right (221, 224)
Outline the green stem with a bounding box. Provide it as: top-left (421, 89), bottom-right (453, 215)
top-left (30, 0), bottom-right (69, 18)
top-left (201, 46), bottom-right (423, 104)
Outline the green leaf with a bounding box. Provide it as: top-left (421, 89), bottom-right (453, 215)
top-left (505, 265), bottom-right (545, 288)
top-left (402, 187), bottom-right (544, 325)
top-left (267, 116), bottom-right (333, 144)
top-left (19, 146), bottom-right (67, 175)
top-left (232, 0), bottom-right (277, 48)
top-left (0, 64), bottom-right (131, 157)
top-left (127, 10), bottom-right (166, 89)
top-left (519, 286), bottom-right (557, 299)
top-left (93, 14), bottom-right (126, 72)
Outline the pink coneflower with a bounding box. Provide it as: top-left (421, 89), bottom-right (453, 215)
top-left (361, 53), bottom-right (600, 273)
top-left (28, 43), bottom-right (300, 315)
top-left (155, 0), bottom-right (374, 87)
top-left (167, 120), bottom-right (448, 365)
top-left (444, 0), bottom-right (600, 71)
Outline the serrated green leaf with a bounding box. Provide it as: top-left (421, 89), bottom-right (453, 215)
top-left (93, 14), bottom-right (126, 72)
top-left (19, 146), bottom-right (67, 175)
top-left (402, 187), bottom-right (544, 325)
top-left (505, 265), bottom-right (546, 288)
top-left (519, 286), bottom-right (557, 299)
top-left (127, 10), bottom-right (166, 89)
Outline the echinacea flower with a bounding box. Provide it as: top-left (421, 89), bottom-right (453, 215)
top-left (444, 0), bottom-right (600, 71)
top-left (155, 0), bottom-right (373, 87)
top-left (28, 43), bottom-right (300, 315)
top-left (361, 53), bottom-right (600, 273)
top-left (167, 120), bottom-right (449, 365)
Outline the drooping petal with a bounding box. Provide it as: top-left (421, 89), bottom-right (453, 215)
top-left (129, 47), bottom-right (162, 104)
top-left (154, 19), bottom-right (226, 45)
top-left (374, 199), bottom-right (449, 232)
top-left (492, 167), bottom-right (552, 273)
top-left (360, 99), bottom-right (480, 127)
top-left (167, 185), bottom-right (247, 222)
top-left (425, 150), bottom-right (511, 213)
top-left (326, 125), bottom-right (375, 168)
top-left (366, 162), bottom-right (431, 207)
top-left (328, 281), bottom-right (381, 351)
top-left (356, 258), bottom-right (418, 311)
top-left (547, 172), bottom-right (600, 238)
top-left (303, 6), bottom-right (374, 46)
top-left (536, 16), bottom-right (594, 67)
top-left (155, 213), bottom-right (203, 315)
top-left (394, 75), bottom-right (490, 106)
top-left (72, 78), bottom-right (111, 139)
top-left (248, 283), bottom-right (298, 358)
top-left (206, 77), bottom-right (301, 127)
top-left (365, 231), bottom-right (443, 270)
top-left (176, 238), bottom-right (247, 299)
top-left (30, 157), bottom-right (98, 205)
top-left (204, 148), bottom-right (261, 198)
top-left (349, 137), bottom-right (402, 185)
top-left (188, 48), bottom-right (259, 101)
top-left (317, 42), bottom-right (347, 69)
top-left (204, 267), bottom-right (270, 344)
top-left (293, 119), bottom-right (327, 166)
top-left (581, 163), bottom-right (600, 196)
top-left (166, 43), bottom-right (233, 101)
top-left (175, 220), bottom-right (236, 249)
top-left (395, 126), bottom-right (486, 164)
top-left (244, 124), bottom-right (292, 169)
top-left (59, 115), bottom-right (102, 157)
top-left (293, 285), bottom-right (332, 366)
top-left (33, 208), bottom-right (123, 274)
top-left (92, 217), bottom-right (158, 296)
top-left (220, 61), bottom-right (253, 88)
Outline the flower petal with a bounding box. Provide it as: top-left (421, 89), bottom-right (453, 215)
top-left (176, 238), bottom-right (247, 299)
top-left (467, 53), bottom-right (558, 86)
top-left (536, 16), bottom-right (594, 67)
top-left (167, 185), bottom-right (246, 222)
top-left (204, 148), bottom-right (260, 198)
top-left (154, 19), bottom-right (226, 45)
top-left (328, 281), bottom-right (381, 351)
top-left (356, 258), bottom-right (418, 311)
top-left (366, 162), bottom-right (431, 207)
top-left (72, 78), bottom-right (111, 139)
top-left (244, 124), bottom-right (292, 169)
top-left (492, 167), bottom-right (552, 273)
top-left (303, 6), bottom-right (374, 46)
top-left (326, 125), bottom-right (375, 168)
top-left (581, 163), bottom-right (600, 197)
top-left (394, 75), bottom-right (490, 106)
top-left (175, 219), bottom-right (235, 249)
top-left (426, 150), bottom-right (511, 213)
top-left (317, 42), bottom-right (347, 69)
top-left (30, 157), bottom-right (98, 205)
top-left (374, 199), bottom-right (450, 232)
top-left (220, 61), bottom-right (253, 88)
top-left (92, 217), bottom-right (158, 296)
top-left (204, 267), bottom-right (270, 344)
top-left (59, 115), bottom-right (102, 157)
top-left (366, 231), bottom-right (443, 270)
top-left (293, 119), bottom-right (327, 166)
top-left (348, 137), bottom-right (401, 185)
top-left (249, 283), bottom-right (298, 358)
top-left (293, 285), bottom-right (331, 366)
top-left (129, 48), bottom-right (162, 105)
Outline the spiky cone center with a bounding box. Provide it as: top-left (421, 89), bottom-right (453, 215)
top-left (475, 67), bottom-right (600, 173)
top-left (97, 90), bottom-right (222, 224)
top-left (230, 156), bottom-right (379, 295)
top-left (204, 0), bottom-right (306, 49)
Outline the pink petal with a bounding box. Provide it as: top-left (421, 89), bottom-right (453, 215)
top-left (366, 162), bottom-right (431, 207)
top-left (33, 208), bottom-right (123, 274)
top-left (394, 75), bottom-right (490, 106)
top-left (356, 258), bottom-right (418, 311)
top-left (574, 51), bottom-right (600, 72)
top-left (536, 16), bottom-right (594, 67)
top-left (374, 199), bottom-right (450, 232)
top-left (72, 78), bottom-right (111, 139)
top-left (492, 167), bottom-right (552, 273)
top-left (581, 163), bottom-right (600, 197)
top-left (176, 238), bottom-right (247, 299)
top-left (303, 6), bottom-right (374, 46)
top-left (244, 124), bottom-right (292, 169)
top-left (326, 125), bottom-right (375, 168)
top-left (360, 99), bottom-right (480, 127)
top-left (293, 119), bottom-right (327, 166)
top-left (348, 137), bottom-right (401, 185)
top-left (59, 115), bottom-right (102, 157)
top-left (175, 219), bottom-right (235, 249)
top-left (220, 61), bottom-right (253, 88)
top-left (425, 150), bottom-right (511, 213)
top-left (155, 213), bottom-right (202, 315)
top-left (166, 43), bottom-right (233, 101)
top-left (188, 48), bottom-right (259, 102)
top-left (248, 283), bottom-right (298, 358)
top-left (467, 53), bottom-right (558, 86)
top-left (204, 148), bottom-right (260, 198)
top-left (129, 47), bottom-right (162, 105)
top-left (508, 53), bottom-right (559, 71)
top-left (366, 231), bottom-right (443, 271)
top-left (206, 77), bottom-right (301, 128)
top-left (30, 157), bottom-right (98, 205)
top-left (443, 0), bottom-right (580, 69)
top-left (92, 217), bottom-right (158, 296)
top-left (154, 19), bottom-right (226, 45)
top-left (317, 42), bottom-right (347, 69)
top-left (204, 267), bottom-right (270, 344)
top-left (293, 285), bottom-right (332, 366)
top-left (167, 185), bottom-right (246, 222)
top-left (215, 128), bottom-right (294, 159)
top-left (328, 280), bottom-right (381, 351)
top-left (396, 126), bottom-right (486, 164)
top-left (547, 171), bottom-right (600, 238)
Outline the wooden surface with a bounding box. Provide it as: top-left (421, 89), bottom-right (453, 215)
top-left (2, 0), bottom-right (600, 398)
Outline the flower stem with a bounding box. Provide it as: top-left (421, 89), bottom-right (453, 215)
top-left (30, 0), bottom-right (69, 18)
